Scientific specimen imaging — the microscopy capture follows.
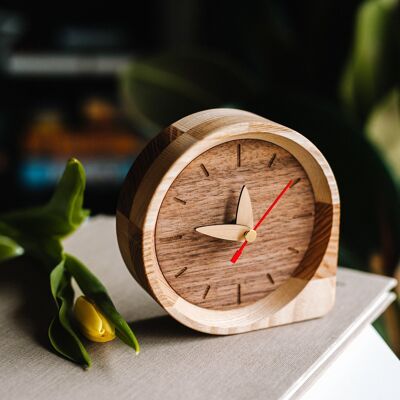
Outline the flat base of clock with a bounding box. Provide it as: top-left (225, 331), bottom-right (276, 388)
top-left (166, 275), bottom-right (336, 335)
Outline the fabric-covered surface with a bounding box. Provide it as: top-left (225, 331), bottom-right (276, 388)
top-left (0, 216), bottom-right (396, 400)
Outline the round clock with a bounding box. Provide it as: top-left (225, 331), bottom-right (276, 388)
top-left (117, 109), bottom-right (340, 334)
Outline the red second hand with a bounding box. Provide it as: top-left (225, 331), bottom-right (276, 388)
top-left (230, 179), bottom-right (293, 264)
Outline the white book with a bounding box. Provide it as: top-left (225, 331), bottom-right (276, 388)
top-left (0, 216), bottom-right (396, 400)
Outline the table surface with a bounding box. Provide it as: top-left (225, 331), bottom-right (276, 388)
top-left (0, 216), bottom-right (398, 400)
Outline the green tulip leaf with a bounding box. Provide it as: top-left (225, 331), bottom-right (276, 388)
top-left (0, 158), bottom-right (89, 239)
top-left (0, 158), bottom-right (139, 367)
top-left (49, 259), bottom-right (91, 367)
top-left (27, 237), bottom-right (65, 272)
top-left (0, 235), bottom-right (24, 263)
top-left (64, 254), bottom-right (140, 354)
top-left (45, 158), bottom-right (89, 233)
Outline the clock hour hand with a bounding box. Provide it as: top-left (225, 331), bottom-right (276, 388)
top-left (236, 185), bottom-right (254, 228)
top-left (195, 224), bottom-right (250, 242)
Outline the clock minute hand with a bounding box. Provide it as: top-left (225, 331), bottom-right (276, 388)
top-left (195, 224), bottom-right (250, 242)
top-left (236, 185), bottom-right (254, 228)
top-left (231, 180), bottom-right (293, 264)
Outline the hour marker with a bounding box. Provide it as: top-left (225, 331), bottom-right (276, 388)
top-left (175, 267), bottom-right (187, 278)
top-left (200, 163), bottom-right (210, 177)
top-left (173, 197), bottom-right (187, 205)
top-left (288, 247), bottom-right (300, 254)
top-left (237, 283), bottom-right (241, 304)
top-left (237, 144), bottom-right (241, 167)
top-left (291, 178), bottom-right (301, 187)
top-left (293, 212), bottom-right (313, 219)
top-left (160, 234), bottom-right (183, 243)
top-left (203, 285), bottom-right (211, 299)
top-left (268, 153), bottom-right (277, 168)
top-left (267, 273), bottom-right (275, 284)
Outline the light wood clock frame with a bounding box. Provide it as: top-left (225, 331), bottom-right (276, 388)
top-left (116, 109), bottom-right (340, 335)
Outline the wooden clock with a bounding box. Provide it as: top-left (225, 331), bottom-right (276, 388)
top-left (116, 109), bottom-right (340, 334)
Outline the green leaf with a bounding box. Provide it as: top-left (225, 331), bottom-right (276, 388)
top-left (27, 237), bottom-right (64, 272)
top-left (0, 158), bottom-right (89, 239)
top-left (49, 259), bottom-right (91, 367)
top-left (0, 158), bottom-right (97, 367)
top-left (340, 0), bottom-right (399, 121)
top-left (0, 235), bottom-right (24, 263)
top-left (46, 158), bottom-right (89, 233)
top-left (64, 254), bottom-right (140, 354)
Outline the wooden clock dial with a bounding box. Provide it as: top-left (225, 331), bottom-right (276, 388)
top-left (155, 139), bottom-right (315, 310)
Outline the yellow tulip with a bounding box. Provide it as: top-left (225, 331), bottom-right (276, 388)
top-left (73, 296), bottom-right (116, 342)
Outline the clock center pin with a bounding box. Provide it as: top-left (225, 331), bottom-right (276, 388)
top-left (244, 229), bottom-right (257, 243)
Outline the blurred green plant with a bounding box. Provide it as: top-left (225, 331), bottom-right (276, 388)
top-left (340, 0), bottom-right (399, 122)
top-left (120, 52), bottom-right (255, 136)
top-left (0, 159), bottom-right (139, 367)
top-left (367, 89), bottom-right (400, 183)
top-left (120, 0), bottom-right (400, 351)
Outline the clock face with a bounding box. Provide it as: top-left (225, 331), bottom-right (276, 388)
top-left (155, 139), bottom-right (315, 310)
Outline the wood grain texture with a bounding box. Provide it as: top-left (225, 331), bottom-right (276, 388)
top-left (116, 108), bottom-right (340, 334)
top-left (155, 139), bottom-right (315, 310)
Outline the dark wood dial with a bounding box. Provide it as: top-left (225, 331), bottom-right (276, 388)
top-left (155, 139), bottom-right (315, 310)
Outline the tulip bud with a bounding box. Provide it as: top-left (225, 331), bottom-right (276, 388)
top-left (74, 296), bottom-right (116, 342)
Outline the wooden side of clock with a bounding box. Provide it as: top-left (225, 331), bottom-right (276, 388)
top-left (117, 108), bottom-right (340, 335)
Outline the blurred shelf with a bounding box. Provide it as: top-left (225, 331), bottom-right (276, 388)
top-left (6, 53), bottom-right (134, 76)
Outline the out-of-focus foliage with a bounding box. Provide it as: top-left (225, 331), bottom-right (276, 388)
top-left (341, 0), bottom-right (399, 121)
top-left (121, 52), bottom-right (254, 136)
top-left (367, 90), bottom-right (400, 183)
top-left (0, 235), bottom-right (24, 262)
top-left (120, 0), bottom-right (400, 351)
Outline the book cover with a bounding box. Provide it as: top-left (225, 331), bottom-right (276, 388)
top-left (0, 216), bottom-right (396, 400)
